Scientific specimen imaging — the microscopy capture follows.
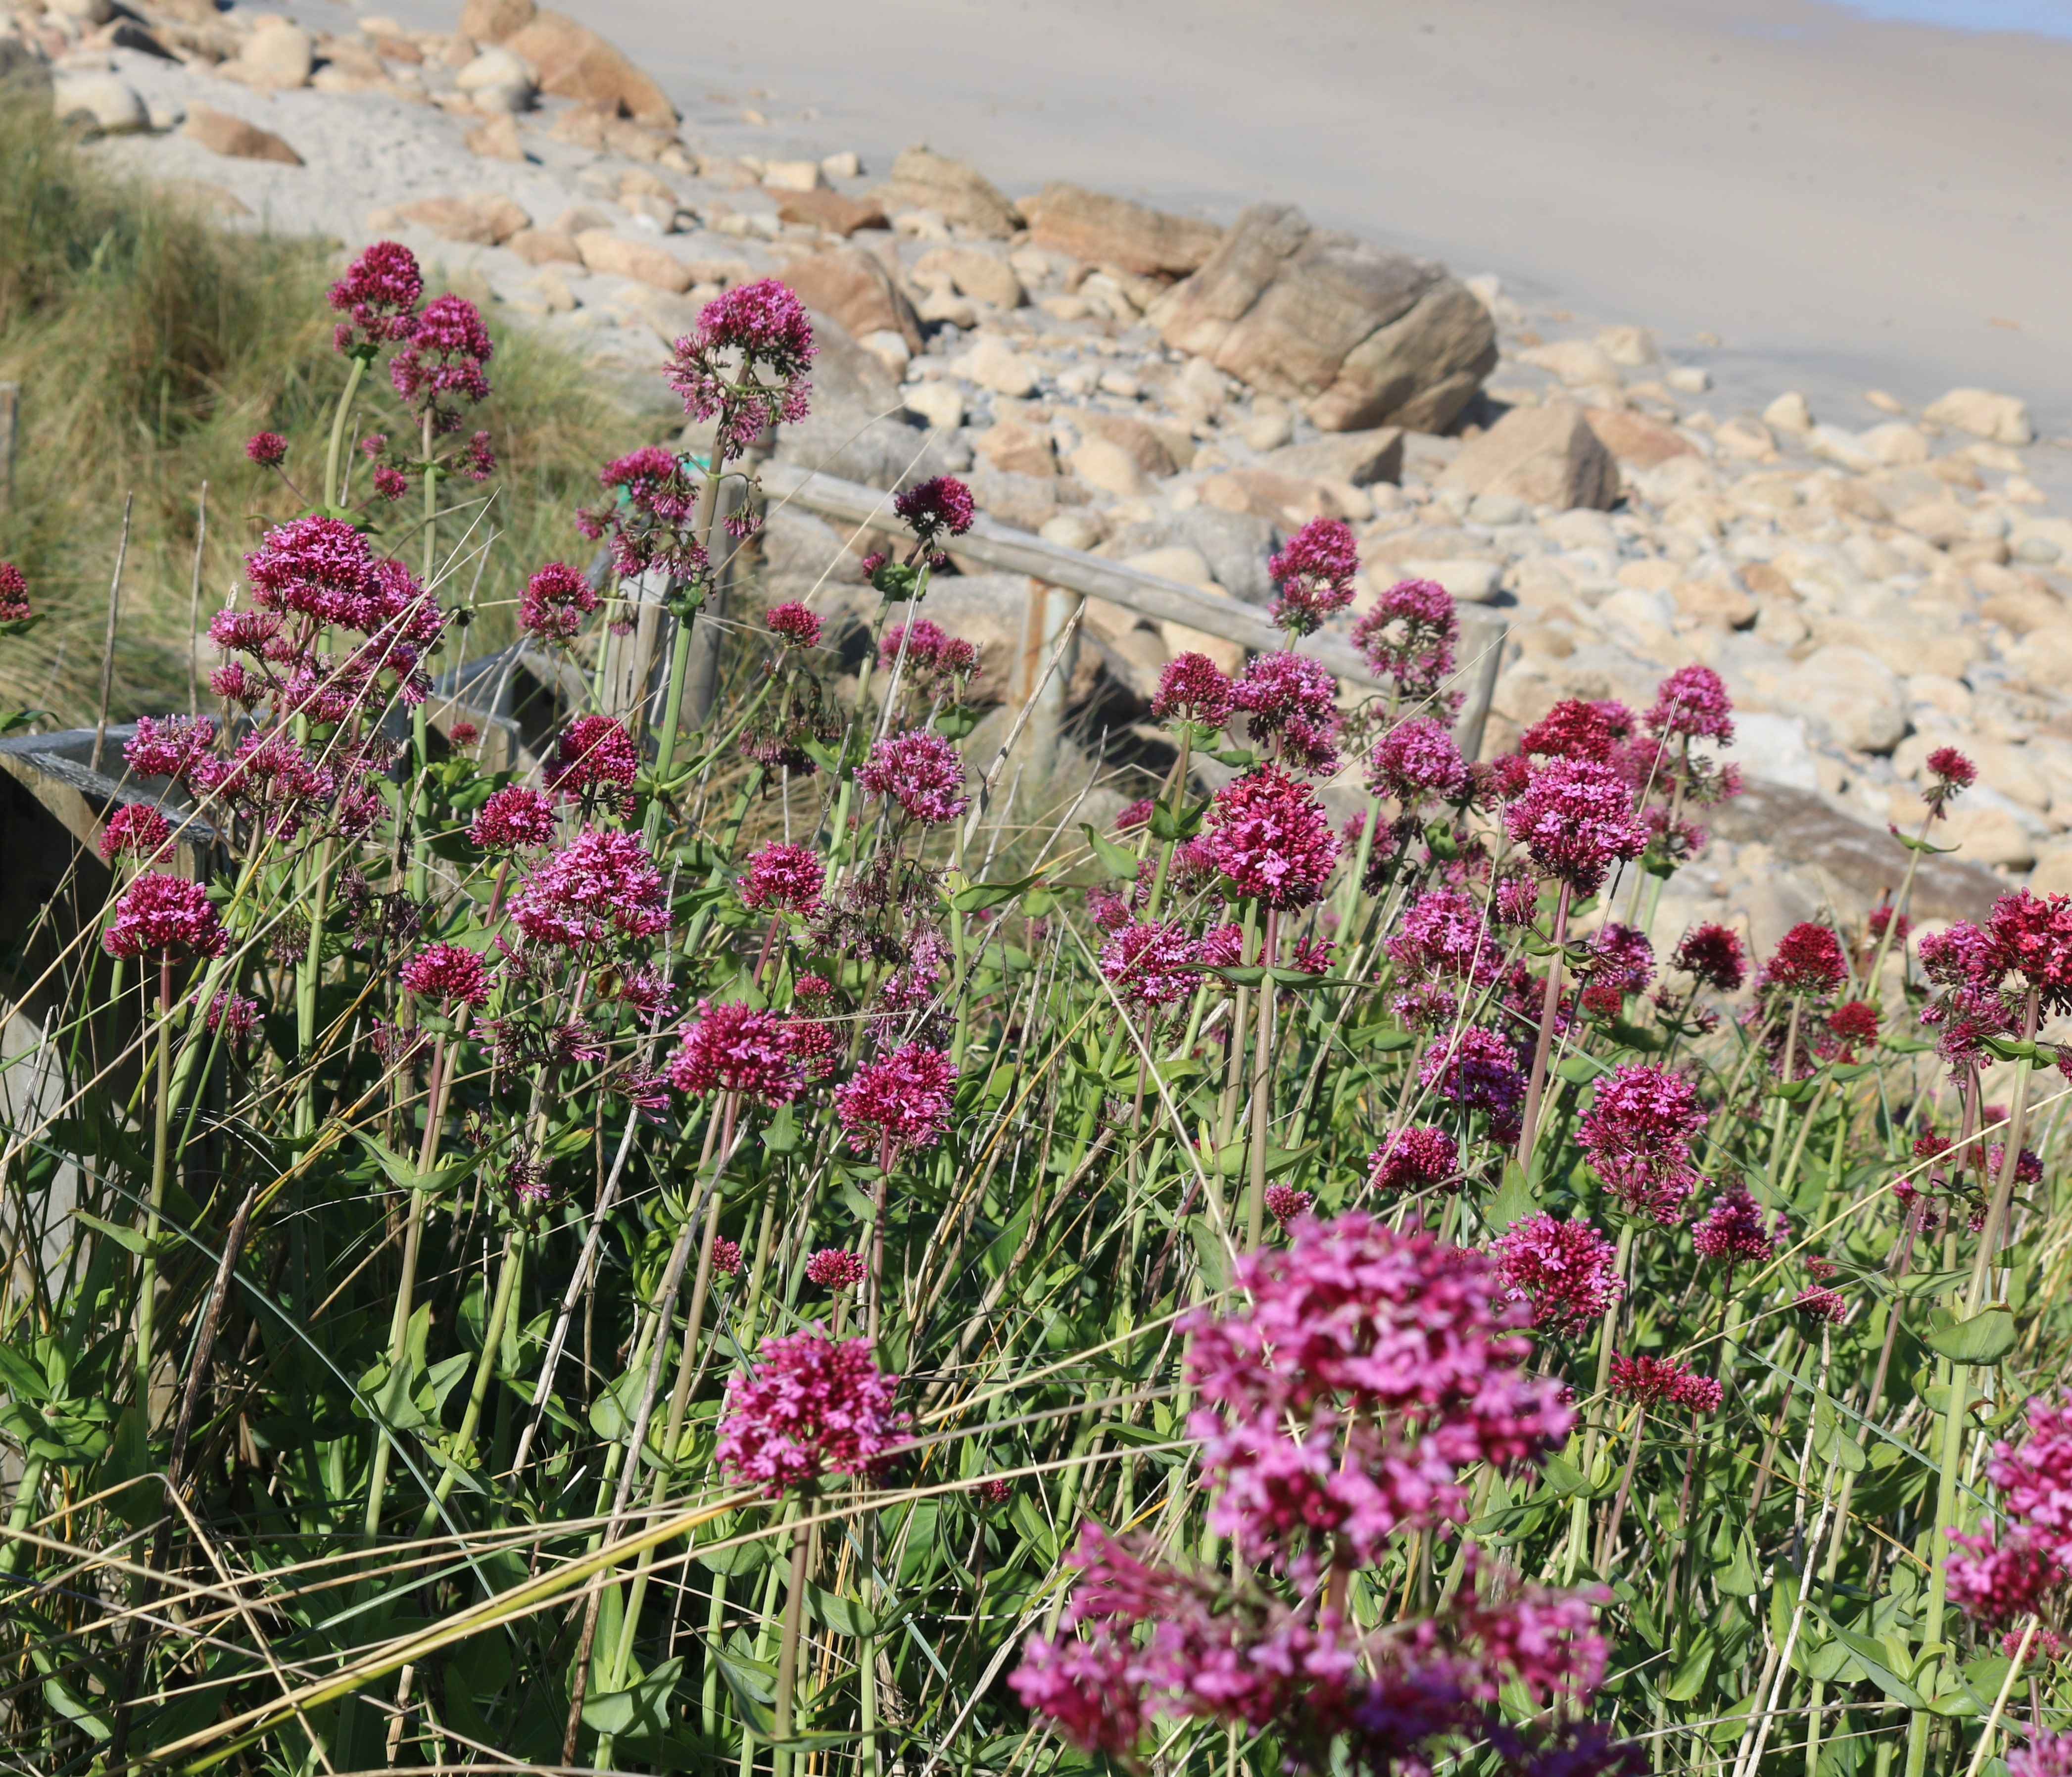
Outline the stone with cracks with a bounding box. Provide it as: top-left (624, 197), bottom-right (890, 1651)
top-left (776, 248), bottom-right (922, 355)
top-left (464, 0), bottom-right (677, 127)
top-left (1261, 427), bottom-right (1403, 486)
top-left (1159, 202), bottom-right (1495, 433)
top-left (873, 144), bottom-right (1021, 238)
top-left (773, 189), bottom-right (889, 237)
top-left (1022, 181), bottom-right (1223, 279)
top-left (1442, 402), bottom-right (1617, 511)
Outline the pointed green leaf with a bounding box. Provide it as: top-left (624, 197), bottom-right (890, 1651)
top-left (1925, 1307), bottom-right (2018, 1367)
top-left (1079, 824), bottom-right (1141, 882)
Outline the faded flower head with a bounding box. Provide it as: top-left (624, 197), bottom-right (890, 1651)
top-left (1350, 576), bottom-right (1456, 700)
top-left (892, 475), bottom-right (976, 548)
top-left (716, 1327), bottom-right (907, 1493)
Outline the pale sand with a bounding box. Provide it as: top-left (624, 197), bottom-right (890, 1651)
top-left (370, 0), bottom-right (2072, 463)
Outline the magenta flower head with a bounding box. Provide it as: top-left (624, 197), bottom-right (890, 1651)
top-left (1503, 758), bottom-right (1648, 895)
top-left (1691, 1187), bottom-right (1781, 1264)
top-left (1927, 744), bottom-right (1977, 791)
top-left (1262, 1183), bottom-right (1312, 1226)
top-left (1758, 921), bottom-right (1847, 998)
top-left (462, 430), bottom-right (496, 480)
top-left (1671, 922), bottom-right (1746, 993)
top-left (1233, 650), bottom-right (1342, 775)
top-left (1367, 716), bottom-right (1468, 807)
top-left (737, 841), bottom-right (824, 913)
top-left (244, 431), bottom-right (288, 468)
top-left (1350, 576), bottom-right (1457, 699)
top-left (389, 293), bottom-right (493, 428)
top-left (328, 240), bottom-right (424, 356)
top-left (1609, 1354), bottom-right (1723, 1414)
top-left (716, 1327), bottom-right (907, 1494)
top-left (0, 562), bottom-right (28, 625)
top-left (399, 941), bottom-right (490, 1009)
top-left (1586, 923), bottom-right (1654, 997)
top-left (766, 601), bottom-right (823, 647)
top-left (668, 1001), bottom-right (806, 1104)
top-left (667, 278), bottom-right (816, 461)
top-left (1988, 889), bottom-right (2072, 1013)
top-left (1366, 1124), bottom-right (1456, 1194)
top-left (1794, 1285), bottom-right (1848, 1324)
top-left (1098, 919), bottom-right (1200, 1008)
top-left (1578, 1063), bottom-right (1706, 1224)
top-left (1644, 664), bottom-right (1734, 744)
top-left (1267, 515), bottom-right (1359, 636)
top-left (1418, 1026), bottom-right (1526, 1143)
top-left (1520, 699), bottom-right (1636, 764)
top-left (547, 714), bottom-right (638, 801)
top-left (1490, 1212), bottom-right (1624, 1333)
top-left (1152, 651), bottom-right (1237, 729)
top-left (99, 803), bottom-right (171, 864)
top-left (509, 825), bottom-right (669, 949)
top-left (2010, 1733), bottom-right (2072, 1777)
top-left (1204, 765), bottom-right (1341, 910)
top-left (125, 716), bottom-right (218, 788)
top-left (892, 475), bottom-right (976, 550)
top-left (372, 465), bottom-right (409, 501)
top-left (244, 515), bottom-right (379, 629)
top-left (834, 1042), bottom-right (958, 1160)
top-left (857, 730), bottom-right (969, 825)
top-left (103, 871), bottom-right (228, 961)
top-left (469, 784), bottom-right (556, 851)
top-left (519, 561), bottom-right (597, 645)
top-left (1181, 1212), bottom-right (1572, 1571)
top-left (805, 1248), bottom-right (867, 1290)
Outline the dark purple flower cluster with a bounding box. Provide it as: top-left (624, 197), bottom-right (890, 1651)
top-left (892, 475), bottom-right (977, 549)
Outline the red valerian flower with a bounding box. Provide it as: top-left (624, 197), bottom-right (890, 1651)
top-left (1671, 922), bottom-right (1746, 992)
top-left (1988, 889), bottom-right (2072, 1013)
top-left (1503, 759), bottom-right (1648, 895)
top-left (1098, 919), bottom-right (1199, 1008)
top-left (1825, 998), bottom-right (1879, 1058)
top-left (805, 1248), bottom-right (867, 1290)
top-left (1203, 765), bottom-right (1342, 910)
top-left (737, 841), bottom-right (824, 913)
top-left (99, 803), bottom-right (171, 863)
top-left (328, 239), bottom-right (423, 355)
top-left (1758, 920), bottom-right (1848, 998)
top-left (547, 714), bottom-right (638, 800)
top-left (1152, 652), bottom-right (1238, 728)
top-left (856, 730), bottom-right (969, 824)
top-left (508, 825), bottom-right (669, 948)
top-left (1609, 1354), bottom-right (1723, 1413)
top-left (1367, 717), bottom-right (1469, 806)
top-left (715, 1327), bottom-right (907, 1493)
top-left (1520, 699), bottom-right (1635, 764)
top-left (0, 562), bottom-right (28, 625)
top-left (1586, 923), bottom-right (1654, 996)
top-left (766, 601), bottom-right (823, 647)
top-left (1350, 576), bottom-right (1457, 700)
top-left (1263, 1184), bottom-right (1312, 1226)
top-left (1267, 516), bottom-right (1359, 636)
top-left (834, 1042), bottom-right (958, 1158)
top-left (103, 872), bottom-right (228, 960)
top-left (1793, 1285), bottom-right (1848, 1323)
top-left (1577, 1064), bottom-right (1706, 1224)
top-left (1489, 1212), bottom-right (1624, 1333)
top-left (244, 431), bottom-right (288, 467)
top-left (1233, 651), bottom-right (1342, 775)
top-left (469, 784), bottom-right (556, 851)
top-left (668, 1001), bottom-right (806, 1104)
top-left (1923, 745), bottom-right (1977, 818)
top-left (1418, 1027), bottom-right (1526, 1143)
top-left (1643, 664), bottom-right (1734, 743)
top-left (1691, 1188), bottom-right (1782, 1264)
top-left (389, 292), bottom-right (493, 428)
top-left (667, 278), bottom-right (818, 461)
top-left (372, 465), bottom-right (409, 500)
top-left (891, 475), bottom-right (976, 548)
top-left (1366, 1125), bottom-right (1456, 1194)
top-left (519, 561), bottom-right (597, 645)
top-left (399, 941), bottom-right (490, 1008)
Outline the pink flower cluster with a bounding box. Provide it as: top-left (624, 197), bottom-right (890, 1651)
top-left (1367, 716), bottom-right (1469, 807)
top-left (1609, 1353), bottom-right (1723, 1413)
top-left (508, 826), bottom-right (669, 949)
top-left (1644, 664), bottom-right (1735, 743)
top-left (1233, 651), bottom-right (1342, 774)
top-left (715, 1328), bottom-right (906, 1493)
top-left (1691, 1188), bottom-right (1781, 1264)
top-left (103, 872), bottom-right (228, 960)
top-left (1349, 577), bottom-right (1456, 702)
top-left (766, 601), bottom-right (822, 647)
top-left (469, 784), bottom-right (557, 851)
top-left (1203, 765), bottom-right (1341, 910)
top-left (856, 730), bottom-right (969, 825)
top-left (389, 292), bottom-right (493, 430)
top-left (879, 618), bottom-right (978, 691)
top-left (668, 1001), bottom-right (806, 1105)
top-left (399, 941), bottom-right (490, 1009)
top-left (1263, 1184), bottom-right (1312, 1225)
top-left (805, 1248), bottom-right (867, 1290)
top-left (1490, 1212), bottom-right (1624, 1333)
top-left (1671, 922), bottom-right (1747, 993)
top-left (891, 475), bottom-right (976, 548)
top-left (1759, 920), bottom-right (1848, 998)
top-left (666, 278), bottom-right (817, 461)
top-left (1097, 919), bottom-right (1201, 1009)
top-left (328, 240), bottom-right (423, 356)
top-left (1267, 516), bottom-right (1359, 636)
top-left (1521, 699), bottom-right (1635, 764)
top-left (1949, 1393), bottom-right (2072, 1624)
top-left (737, 841), bottom-right (824, 913)
top-left (1577, 1064), bottom-right (1706, 1223)
top-left (98, 803), bottom-right (171, 864)
top-left (548, 714), bottom-right (638, 801)
top-left (1504, 758), bottom-right (1649, 895)
top-left (1152, 652), bottom-right (1237, 728)
top-left (1182, 1213), bottom-right (1572, 1576)
top-left (578, 447), bottom-right (708, 581)
top-left (519, 561), bottom-right (597, 645)
top-left (1418, 1026), bottom-right (1526, 1144)
top-left (1366, 1125), bottom-right (1456, 1194)
top-left (833, 1042), bottom-right (958, 1160)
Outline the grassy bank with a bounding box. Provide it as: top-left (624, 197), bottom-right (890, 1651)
top-left (0, 82), bottom-right (637, 723)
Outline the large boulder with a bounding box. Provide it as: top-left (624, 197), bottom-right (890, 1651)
top-left (1021, 182), bottom-right (1222, 278)
top-left (1924, 387), bottom-right (2034, 446)
top-left (1261, 427), bottom-right (1403, 486)
top-left (1159, 203), bottom-right (1495, 433)
top-left (771, 316), bottom-right (968, 492)
top-left (464, 0), bottom-right (677, 126)
top-left (183, 104), bottom-right (301, 164)
top-left (775, 248), bottom-right (922, 356)
top-left (1785, 645), bottom-right (1908, 753)
top-left (1441, 403), bottom-right (1617, 511)
top-left (873, 145), bottom-right (1020, 238)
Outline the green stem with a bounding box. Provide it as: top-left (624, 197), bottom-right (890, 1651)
top-left (1247, 908), bottom-right (1279, 1249)
top-left (0, 1454), bottom-right (46, 1576)
top-left (772, 1492), bottom-right (815, 1777)
top-left (325, 353), bottom-right (369, 511)
top-left (415, 1222), bottom-right (525, 1535)
top-left (134, 954), bottom-right (174, 1424)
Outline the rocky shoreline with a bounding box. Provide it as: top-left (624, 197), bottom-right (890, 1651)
top-left (9, 0), bottom-right (2072, 962)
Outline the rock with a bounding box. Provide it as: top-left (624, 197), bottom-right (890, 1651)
top-left (1709, 781), bottom-right (2001, 924)
top-left (1595, 324), bottom-right (1656, 368)
top-left (1518, 339), bottom-right (1622, 387)
top-left (1200, 468), bottom-right (1361, 524)
top-left (50, 0), bottom-right (112, 20)
top-left (1722, 712), bottom-right (1821, 789)
top-left (1021, 181), bottom-right (1222, 278)
top-left (954, 333), bottom-right (1037, 398)
top-left (905, 384), bottom-right (966, 432)
top-left (50, 73), bottom-right (146, 134)
top-left (507, 227), bottom-right (582, 265)
top-left (1939, 796), bottom-right (2041, 869)
top-left (398, 196), bottom-right (500, 244)
top-left (916, 247), bottom-right (1022, 310)
top-left (762, 158), bottom-right (827, 192)
top-left (1398, 559), bottom-right (1502, 602)
top-left (1674, 577), bottom-right (1756, 628)
top-left (1807, 424), bottom-right (1877, 473)
top-left (773, 189), bottom-right (888, 236)
top-left (503, 9), bottom-right (676, 126)
top-left (1261, 427), bottom-right (1403, 486)
top-left (1440, 402), bottom-right (1617, 511)
top-left (775, 249), bottom-right (922, 355)
top-left (465, 112), bottom-right (525, 158)
top-left (2009, 624), bottom-right (2072, 686)
top-left (236, 21), bottom-right (314, 87)
top-left (975, 419), bottom-right (1054, 477)
top-left (1470, 493), bottom-right (1529, 525)
top-left (967, 468), bottom-right (1056, 532)
top-left (1763, 390), bottom-right (1814, 433)
top-left (1924, 387), bottom-right (2033, 446)
top-left (1857, 422), bottom-right (1930, 466)
top-left (575, 231), bottom-right (694, 292)
top-left (460, 0), bottom-right (537, 39)
top-left (183, 104), bottom-right (301, 164)
top-left (1238, 408), bottom-right (1294, 451)
top-left (1664, 365), bottom-right (1711, 395)
top-left (1124, 544), bottom-right (1220, 589)
top-left (2032, 844), bottom-right (2072, 897)
top-left (470, 192), bottom-right (531, 241)
top-left (1041, 512), bottom-right (1105, 552)
top-left (1978, 581), bottom-right (2067, 635)
top-left (454, 45), bottom-right (532, 110)
top-left (1079, 412), bottom-right (1176, 479)
top-left (1159, 203), bottom-right (1495, 433)
top-left (1895, 500), bottom-right (1971, 547)
top-left (1713, 417), bottom-right (1776, 461)
top-left (1071, 438), bottom-right (1152, 498)
top-left (822, 151), bottom-right (862, 179)
top-left (1585, 407), bottom-right (1697, 470)
top-left (874, 145), bottom-right (1020, 238)
top-left (1786, 644), bottom-right (1908, 753)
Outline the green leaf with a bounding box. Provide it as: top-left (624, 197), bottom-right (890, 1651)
top-left (951, 874), bottom-right (1040, 913)
top-left (1714, 1526), bottom-right (1761, 1596)
top-left (72, 1211), bottom-right (151, 1257)
top-left (582, 1655), bottom-right (682, 1738)
top-left (349, 1128), bottom-right (478, 1200)
top-left (762, 1103), bottom-right (800, 1155)
top-left (1487, 1161), bottom-right (1541, 1232)
top-left (697, 1538), bottom-right (771, 1579)
top-left (1897, 1267), bottom-right (1973, 1299)
top-left (1981, 1034), bottom-right (2039, 1063)
top-left (932, 703), bottom-right (980, 740)
top-left (0, 1343), bottom-right (51, 1403)
top-left (1825, 1624), bottom-right (1928, 1709)
top-left (1661, 1630), bottom-right (1716, 1702)
top-left (1079, 824), bottom-right (1141, 882)
top-left (1925, 1307), bottom-right (2018, 1367)
top-left (1147, 798), bottom-right (1205, 842)
top-left (808, 1582), bottom-right (877, 1637)
top-left (1891, 828), bottom-right (1960, 855)
top-left (1540, 1453), bottom-right (1590, 1497)
top-left (1555, 1055), bottom-right (1602, 1085)
top-left (362, 1361), bottom-right (427, 1432)
top-left (1209, 747), bottom-right (1257, 768)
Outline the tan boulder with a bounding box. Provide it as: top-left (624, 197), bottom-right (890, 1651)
top-left (183, 104), bottom-right (301, 164)
top-left (502, 9), bottom-right (676, 126)
top-left (1199, 468), bottom-right (1362, 524)
top-left (464, 112), bottom-right (525, 160)
top-left (2031, 844), bottom-right (2072, 897)
top-left (1077, 412), bottom-right (1176, 479)
top-left (1261, 427), bottom-right (1403, 486)
top-left (1673, 577), bottom-right (1756, 628)
top-left (874, 144), bottom-right (1020, 238)
top-left (1586, 407), bottom-right (1697, 470)
top-left (575, 230), bottom-right (694, 293)
top-left (469, 192), bottom-right (531, 242)
top-left (1980, 581), bottom-right (2068, 635)
top-left (772, 188), bottom-right (888, 237)
top-left (1071, 438), bottom-right (1151, 498)
top-left (235, 20), bottom-right (313, 87)
top-left (1159, 202), bottom-right (1493, 432)
top-left (775, 247), bottom-right (922, 354)
top-left (1787, 645), bottom-right (1909, 753)
top-left (1924, 387), bottom-right (2034, 446)
top-left (397, 196), bottom-right (499, 244)
top-left (1022, 181), bottom-right (1222, 278)
top-left (459, 0), bottom-right (536, 39)
top-left (914, 246), bottom-right (1023, 310)
top-left (506, 227), bottom-right (582, 266)
top-left (1940, 802), bottom-right (2040, 869)
top-left (2009, 624), bottom-right (2072, 685)
top-left (1440, 402), bottom-right (1618, 511)
top-left (1519, 339), bottom-right (1622, 388)
top-left (975, 420), bottom-right (1056, 479)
